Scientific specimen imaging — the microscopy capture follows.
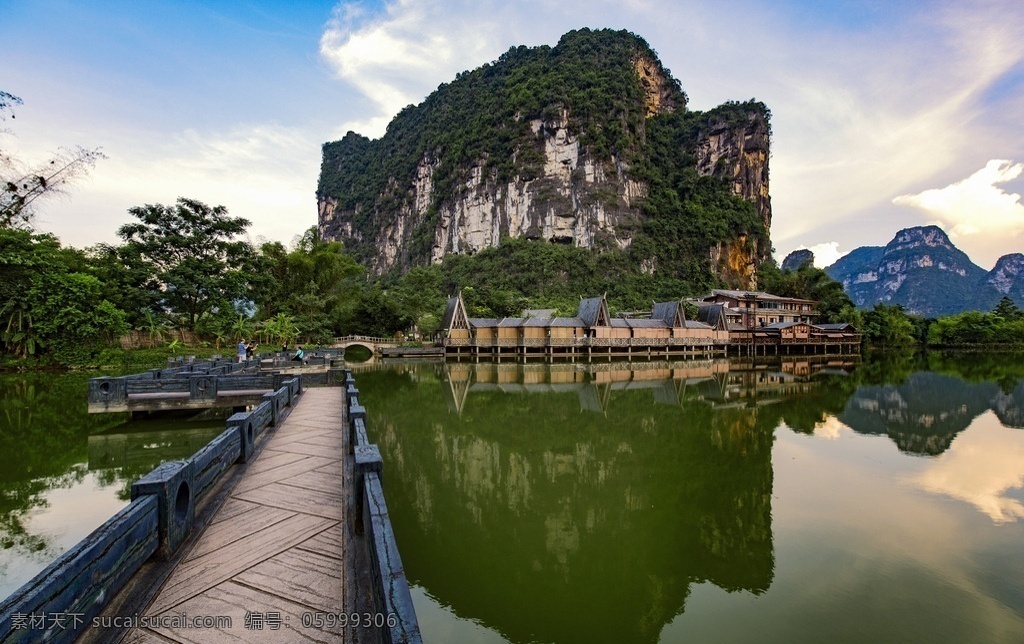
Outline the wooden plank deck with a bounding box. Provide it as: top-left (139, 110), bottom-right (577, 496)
top-left (122, 387), bottom-right (372, 643)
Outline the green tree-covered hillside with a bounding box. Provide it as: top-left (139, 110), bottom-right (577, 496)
top-left (318, 28), bottom-right (771, 290)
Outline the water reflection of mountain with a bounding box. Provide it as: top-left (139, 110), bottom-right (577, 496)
top-left (839, 373), bottom-right (1024, 455)
top-left (358, 362), bottom-right (810, 644)
top-left (992, 381), bottom-right (1024, 428)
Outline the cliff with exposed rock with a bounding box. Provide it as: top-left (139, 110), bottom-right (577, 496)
top-left (317, 29), bottom-right (771, 290)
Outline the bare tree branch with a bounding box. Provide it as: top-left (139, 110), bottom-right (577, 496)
top-left (0, 91), bottom-right (105, 229)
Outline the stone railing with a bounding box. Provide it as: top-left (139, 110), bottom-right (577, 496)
top-left (343, 371), bottom-right (422, 644)
top-left (88, 370), bottom-right (296, 414)
top-left (0, 377), bottom-right (303, 644)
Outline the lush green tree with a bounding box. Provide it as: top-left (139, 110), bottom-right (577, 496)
top-left (926, 309), bottom-right (1024, 346)
top-left (252, 227), bottom-right (363, 341)
top-left (29, 272), bottom-right (128, 363)
top-left (391, 266), bottom-right (449, 337)
top-left (117, 198), bottom-right (255, 331)
top-left (992, 295), bottom-right (1022, 320)
top-left (260, 312), bottom-right (300, 348)
top-left (340, 286), bottom-right (413, 337)
top-left (0, 228), bottom-right (127, 361)
top-left (84, 242), bottom-right (163, 329)
top-left (861, 304), bottom-right (917, 349)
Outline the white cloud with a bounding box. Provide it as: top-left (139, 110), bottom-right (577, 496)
top-left (319, 0), bottom-right (514, 138)
top-left (892, 159), bottom-right (1024, 265)
top-left (777, 241), bottom-right (845, 269)
top-left (813, 415), bottom-right (847, 440)
top-left (906, 412), bottom-right (1024, 524)
top-left (807, 242), bottom-right (845, 269)
top-left (32, 123), bottom-right (320, 248)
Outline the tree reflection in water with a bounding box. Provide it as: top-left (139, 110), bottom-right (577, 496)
top-left (353, 354), bottom-right (1024, 643)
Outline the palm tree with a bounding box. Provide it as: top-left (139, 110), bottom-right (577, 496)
top-left (138, 310), bottom-right (170, 347)
top-left (264, 313), bottom-right (300, 348)
top-left (229, 314), bottom-right (253, 342)
top-left (2, 300), bottom-right (43, 358)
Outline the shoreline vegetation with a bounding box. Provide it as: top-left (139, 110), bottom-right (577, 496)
top-left (5, 341), bottom-right (1024, 373)
top-left (3, 212), bottom-right (1023, 372)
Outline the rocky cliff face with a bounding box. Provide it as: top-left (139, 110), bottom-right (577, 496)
top-left (424, 110), bottom-right (648, 266)
top-left (317, 29), bottom-right (772, 289)
top-left (825, 226), bottom-right (1024, 316)
top-left (694, 112), bottom-right (772, 233)
top-left (985, 253), bottom-right (1024, 302)
top-left (781, 248), bottom-right (814, 272)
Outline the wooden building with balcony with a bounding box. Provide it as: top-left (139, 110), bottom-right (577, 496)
top-left (440, 290), bottom-right (857, 359)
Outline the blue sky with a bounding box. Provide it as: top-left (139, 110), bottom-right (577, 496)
top-left (3, 0), bottom-right (1023, 268)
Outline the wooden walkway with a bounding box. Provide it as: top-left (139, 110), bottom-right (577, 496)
top-left (122, 387), bottom-right (371, 643)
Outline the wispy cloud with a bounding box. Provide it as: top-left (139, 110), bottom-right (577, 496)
top-left (32, 123), bottom-right (320, 247)
top-left (769, 1), bottom-right (1024, 250)
top-left (319, 0), bottom-right (516, 138)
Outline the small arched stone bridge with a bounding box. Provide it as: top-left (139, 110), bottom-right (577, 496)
top-left (330, 334), bottom-right (399, 353)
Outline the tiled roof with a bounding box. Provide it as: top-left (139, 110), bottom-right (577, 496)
top-left (523, 308), bottom-right (556, 318)
top-left (625, 318), bottom-right (669, 328)
top-left (651, 301), bottom-right (681, 326)
top-left (815, 322), bottom-right (855, 331)
top-left (707, 289), bottom-right (816, 304)
top-left (577, 297), bottom-right (608, 327)
top-left (764, 321), bottom-right (805, 329)
top-left (681, 320), bottom-right (713, 329)
top-left (549, 317), bottom-right (585, 327)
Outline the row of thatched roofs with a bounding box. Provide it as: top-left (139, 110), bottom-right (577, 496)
top-left (442, 292), bottom-right (728, 333)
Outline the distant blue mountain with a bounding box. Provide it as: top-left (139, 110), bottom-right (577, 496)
top-left (824, 226), bottom-right (1024, 317)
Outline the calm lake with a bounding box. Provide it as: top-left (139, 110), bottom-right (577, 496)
top-left (2, 354), bottom-right (1024, 642)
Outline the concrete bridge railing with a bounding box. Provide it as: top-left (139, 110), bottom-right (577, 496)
top-left (0, 377), bottom-right (303, 644)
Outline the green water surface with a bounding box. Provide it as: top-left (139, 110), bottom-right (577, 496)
top-left (2, 355), bottom-right (1023, 643)
top-left (351, 354), bottom-right (1024, 643)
